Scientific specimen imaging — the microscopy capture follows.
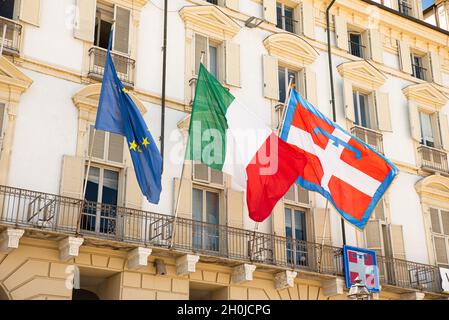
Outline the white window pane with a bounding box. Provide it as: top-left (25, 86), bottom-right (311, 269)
top-left (420, 112), bottom-right (434, 144)
top-left (278, 67), bottom-right (286, 102)
top-left (209, 45), bottom-right (218, 78)
top-left (192, 188), bottom-right (203, 222)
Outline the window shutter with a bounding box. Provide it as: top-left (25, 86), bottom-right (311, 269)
top-left (193, 162), bottom-right (209, 182)
top-left (210, 169), bottom-right (224, 185)
top-left (313, 208), bottom-right (331, 245)
top-left (334, 15), bottom-right (348, 52)
top-left (301, 2), bottom-right (315, 39)
top-left (438, 113), bottom-right (449, 151)
top-left (0, 103), bottom-right (5, 141)
top-left (365, 220), bottom-right (383, 252)
top-left (304, 67), bottom-right (317, 107)
top-left (174, 177), bottom-right (193, 220)
top-left (441, 210), bottom-right (449, 235)
top-left (124, 167), bottom-right (141, 209)
top-left (343, 79), bottom-right (355, 122)
top-left (89, 128), bottom-right (106, 159)
top-left (434, 236), bottom-right (448, 264)
top-left (408, 102), bottom-right (421, 142)
top-left (412, 0), bottom-right (424, 19)
top-left (376, 92), bottom-right (392, 132)
top-left (60, 155), bottom-right (85, 199)
top-left (430, 207), bottom-right (442, 233)
top-left (397, 40), bottom-right (412, 74)
top-left (225, 41), bottom-right (241, 87)
top-left (195, 34), bottom-right (208, 76)
top-left (369, 29), bottom-right (383, 64)
top-left (74, 0), bottom-right (96, 42)
top-left (227, 189), bottom-right (244, 229)
top-left (108, 132), bottom-right (124, 163)
top-left (390, 0), bottom-right (399, 10)
top-left (262, 55), bottom-right (279, 100)
top-left (297, 185), bottom-right (309, 204)
top-left (272, 201), bottom-right (285, 236)
top-left (20, 0), bottom-right (41, 26)
top-left (429, 52), bottom-right (443, 85)
top-left (263, 0), bottom-right (277, 25)
top-left (225, 0), bottom-right (239, 11)
top-left (374, 198), bottom-right (385, 221)
top-left (113, 6), bottom-right (131, 55)
top-left (391, 224), bottom-right (406, 260)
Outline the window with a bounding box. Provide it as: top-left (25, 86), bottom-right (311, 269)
top-left (94, 3), bottom-right (114, 50)
top-left (429, 207), bottom-right (449, 268)
top-left (419, 112), bottom-right (436, 147)
top-left (0, 0), bottom-right (18, 20)
top-left (285, 207), bottom-right (308, 266)
top-left (398, 0), bottom-right (412, 16)
top-left (348, 32), bottom-right (364, 58)
top-left (276, 3), bottom-right (295, 33)
top-left (192, 187), bottom-right (220, 252)
top-left (82, 165), bottom-right (120, 235)
top-left (89, 126), bottom-right (125, 164)
top-left (194, 34), bottom-right (223, 80)
top-left (411, 54), bottom-right (426, 80)
top-left (353, 90), bottom-right (373, 129)
top-left (193, 162), bottom-right (224, 185)
top-left (278, 67), bottom-right (298, 103)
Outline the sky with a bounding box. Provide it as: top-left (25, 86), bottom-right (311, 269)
top-left (422, 0), bottom-right (435, 10)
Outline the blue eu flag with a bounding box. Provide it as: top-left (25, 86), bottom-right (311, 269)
top-left (95, 33), bottom-right (162, 204)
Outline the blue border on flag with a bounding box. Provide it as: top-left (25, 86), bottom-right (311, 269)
top-left (280, 89), bottom-right (399, 230)
top-left (343, 245), bottom-right (381, 293)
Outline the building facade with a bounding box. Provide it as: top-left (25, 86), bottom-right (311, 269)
top-left (0, 0), bottom-right (448, 300)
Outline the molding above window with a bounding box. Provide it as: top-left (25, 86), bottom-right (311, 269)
top-left (179, 5), bottom-right (240, 40)
top-left (263, 33), bottom-right (318, 67)
top-left (415, 175), bottom-right (449, 204)
top-left (337, 60), bottom-right (386, 90)
top-left (402, 82), bottom-right (448, 109)
top-left (72, 83), bottom-right (147, 121)
top-left (0, 57), bottom-right (33, 102)
top-left (104, 0), bottom-right (148, 10)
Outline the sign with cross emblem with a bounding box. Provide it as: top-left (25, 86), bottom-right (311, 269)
top-left (343, 245), bottom-right (380, 293)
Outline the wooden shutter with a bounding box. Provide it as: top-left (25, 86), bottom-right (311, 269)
top-left (334, 15), bottom-right (348, 52)
top-left (365, 220), bottom-right (383, 252)
top-left (0, 103), bottom-right (5, 139)
top-left (263, 0), bottom-right (277, 25)
top-left (89, 128), bottom-right (106, 159)
top-left (227, 189), bottom-right (244, 229)
top-left (374, 198), bottom-right (385, 221)
top-left (376, 92), bottom-right (392, 132)
top-left (390, 0), bottom-right (399, 10)
top-left (272, 201), bottom-right (285, 236)
top-left (174, 178), bottom-right (193, 220)
top-left (20, 0), bottom-right (41, 26)
top-left (263, 55), bottom-right (279, 100)
top-left (434, 236), bottom-right (448, 264)
top-left (391, 224), bottom-right (406, 260)
top-left (301, 2), bottom-right (315, 39)
top-left (225, 41), bottom-right (241, 87)
top-left (343, 79), bottom-right (355, 122)
top-left (438, 113), bottom-right (449, 151)
top-left (124, 167), bottom-right (141, 209)
top-left (304, 67), bottom-right (317, 106)
top-left (397, 40), bottom-right (412, 74)
top-left (412, 0), bottom-right (424, 19)
top-left (226, 0), bottom-right (239, 11)
top-left (369, 29), bottom-right (383, 63)
top-left (441, 210), bottom-right (449, 235)
top-left (114, 6), bottom-right (131, 54)
top-left (74, 0), bottom-right (96, 42)
top-left (193, 162), bottom-right (209, 182)
top-left (313, 208), bottom-right (331, 245)
top-left (108, 132), bottom-right (124, 163)
top-left (60, 155), bottom-right (84, 199)
top-left (195, 34), bottom-right (208, 76)
top-left (408, 102), bottom-right (421, 142)
top-left (429, 208), bottom-right (442, 233)
top-left (429, 52), bottom-right (443, 85)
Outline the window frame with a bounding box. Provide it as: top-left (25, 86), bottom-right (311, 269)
top-left (276, 2), bottom-right (295, 33)
top-left (278, 65), bottom-right (300, 103)
top-left (419, 110), bottom-right (437, 148)
top-left (193, 33), bottom-right (224, 81)
top-left (348, 31), bottom-right (364, 58)
top-left (352, 89), bottom-right (378, 130)
top-left (410, 53), bottom-right (427, 81)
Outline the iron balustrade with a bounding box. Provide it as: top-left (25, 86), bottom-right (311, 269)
top-left (0, 16), bottom-right (22, 55)
top-left (277, 15), bottom-right (297, 33)
top-left (348, 41), bottom-right (365, 58)
top-left (88, 46), bottom-right (136, 87)
top-left (0, 184), bottom-right (444, 294)
top-left (398, 0), bottom-right (412, 16)
top-left (412, 63), bottom-right (427, 80)
top-left (418, 145), bottom-right (449, 173)
top-left (351, 125), bottom-right (384, 154)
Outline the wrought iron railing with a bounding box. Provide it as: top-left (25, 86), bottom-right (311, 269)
top-left (351, 125), bottom-right (384, 154)
top-left (418, 145), bottom-right (449, 173)
top-left (0, 184), bottom-right (443, 294)
top-left (348, 41), bottom-right (365, 58)
top-left (88, 46), bottom-right (136, 87)
top-left (412, 64), bottom-right (427, 80)
top-left (0, 16), bottom-right (22, 55)
top-left (276, 15), bottom-right (297, 33)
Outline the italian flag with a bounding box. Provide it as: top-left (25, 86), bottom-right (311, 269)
top-left (186, 64), bottom-right (307, 222)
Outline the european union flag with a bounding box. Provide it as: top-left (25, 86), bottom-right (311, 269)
top-left (95, 33), bottom-right (162, 204)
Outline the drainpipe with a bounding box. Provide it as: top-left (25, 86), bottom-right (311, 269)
top-left (160, 0), bottom-right (168, 172)
top-left (326, 0), bottom-right (347, 245)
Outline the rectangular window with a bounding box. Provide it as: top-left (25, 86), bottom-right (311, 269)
top-left (278, 67), bottom-right (298, 103)
top-left (192, 187), bottom-right (220, 252)
top-left (348, 32), bottom-right (364, 58)
top-left (285, 207), bottom-right (308, 266)
top-left (411, 54), bottom-right (426, 80)
top-left (276, 3), bottom-right (295, 33)
top-left (0, 0), bottom-right (18, 20)
top-left (194, 34), bottom-right (222, 80)
top-left (419, 112), bottom-right (435, 147)
top-left (352, 90), bottom-right (371, 129)
top-left (398, 0), bottom-right (412, 16)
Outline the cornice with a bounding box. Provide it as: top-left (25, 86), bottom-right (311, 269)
top-left (402, 82), bottom-right (449, 108)
top-left (337, 60), bottom-right (387, 89)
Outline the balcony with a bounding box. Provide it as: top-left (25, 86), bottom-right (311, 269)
top-left (88, 47), bottom-right (135, 88)
top-left (0, 184), bottom-right (444, 295)
top-left (0, 16), bottom-right (22, 56)
top-left (418, 145), bottom-right (449, 174)
top-left (351, 125), bottom-right (384, 154)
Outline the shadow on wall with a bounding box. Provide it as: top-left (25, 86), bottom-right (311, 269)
top-left (0, 284), bottom-right (9, 300)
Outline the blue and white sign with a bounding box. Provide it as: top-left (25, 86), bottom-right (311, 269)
top-left (343, 245), bottom-right (380, 293)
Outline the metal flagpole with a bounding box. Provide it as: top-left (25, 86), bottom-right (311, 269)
top-left (169, 52), bottom-right (206, 249)
top-left (318, 199), bottom-right (330, 272)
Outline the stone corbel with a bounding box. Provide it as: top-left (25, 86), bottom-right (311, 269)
top-left (59, 237), bottom-right (84, 261)
top-left (232, 264), bottom-right (257, 284)
top-left (0, 228), bottom-right (24, 253)
top-left (127, 247), bottom-right (152, 270)
top-left (274, 270), bottom-right (297, 290)
top-left (176, 254), bottom-right (200, 276)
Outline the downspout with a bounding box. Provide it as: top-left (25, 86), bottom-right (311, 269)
top-left (160, 0), bottom-right (168, 171)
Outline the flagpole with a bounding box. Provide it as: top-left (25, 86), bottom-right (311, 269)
top-left (318, 199), bottom-right (330, 272)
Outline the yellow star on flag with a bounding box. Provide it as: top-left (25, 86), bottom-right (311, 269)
top-left (122, 87), bottom-right (128, 94)
top-left (129, 140), bottom-right (138, 151)
top-left (142, 137), bottom-right (150, 148)
top-left (137, 145), bottom-right (143, 153)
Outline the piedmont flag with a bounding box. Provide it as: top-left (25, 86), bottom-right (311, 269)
top-left (280, 89), bottom-right (398, 230)
top-left (187, 64), bottom-right (307, 222)
top-left (95, 32), bottom-right (162, 204)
